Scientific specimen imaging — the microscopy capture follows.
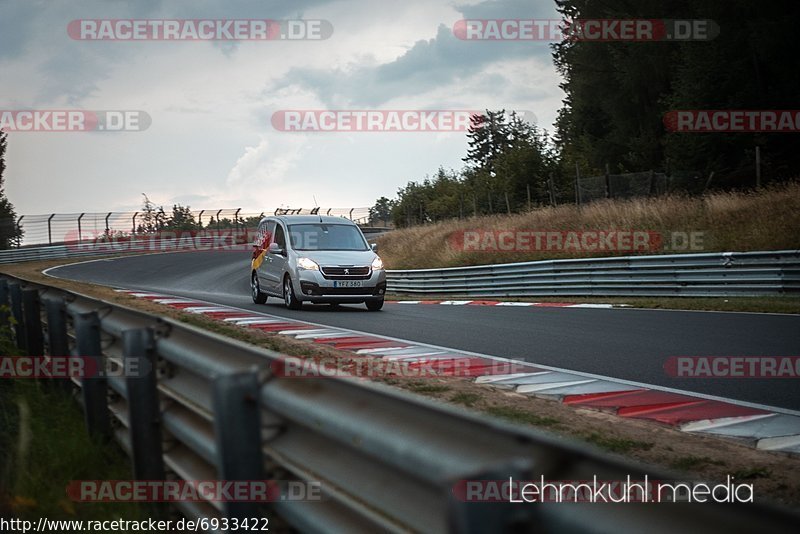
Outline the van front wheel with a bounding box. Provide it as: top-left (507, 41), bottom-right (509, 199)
top-left (366, 299), bottom-right (384, 311)
top-left (283, 276), bottom-right (302, 310)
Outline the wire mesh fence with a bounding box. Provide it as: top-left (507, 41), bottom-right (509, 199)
top-left (577, 171), bottom-right (673, 203)
top-left (3, 207), bottom-right (372, 247)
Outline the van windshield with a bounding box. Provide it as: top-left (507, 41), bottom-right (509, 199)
top-left (288, 224), bottom-right (369, 251)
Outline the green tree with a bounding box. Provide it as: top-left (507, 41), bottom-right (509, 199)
top-left (369, 197), bottom-right (395, 226)
top-left (0, 131), bottom-right (22, 248)
top-left (163, 204), bottom-right (199, 231)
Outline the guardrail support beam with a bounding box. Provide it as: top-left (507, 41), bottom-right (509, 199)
top-left (212, 371), bottom-right (264, 519)
top-left (22, 288), bottom-right (43, 358)
top-left (448, 461), bottom-right (535, 533)
top-left (73, 310), bottom-right (111, 438)
top-left (0, 279), bottom-right (9, 326)
top-left (44, 296), bottom-right (71, 392)
top-left (8, 283), bottom-right (25, 351)
top-left (124, 327), bottom-right (166, 520)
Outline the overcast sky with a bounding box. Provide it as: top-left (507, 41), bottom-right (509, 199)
top-left (1, 0), bottom-right (563, 215)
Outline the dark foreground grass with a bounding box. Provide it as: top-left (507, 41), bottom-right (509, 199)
top-left (0, 379), bottom-right (143, 520)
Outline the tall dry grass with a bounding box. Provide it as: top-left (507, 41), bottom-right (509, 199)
top-left (376, 182), bottom-right (800, 269)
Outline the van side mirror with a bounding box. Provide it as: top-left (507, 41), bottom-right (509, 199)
top-left (371, 243), bottom-right (378, 253)
top-left (268, 242), bottom-right (285, 256)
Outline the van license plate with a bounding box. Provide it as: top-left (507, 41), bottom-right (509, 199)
top-left (334, 280), bottom-right (362, 288)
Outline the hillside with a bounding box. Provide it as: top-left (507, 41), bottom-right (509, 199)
top-left (376, 182), bottom-right (800, 270)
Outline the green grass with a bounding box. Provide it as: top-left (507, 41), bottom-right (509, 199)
top-left (0, 380), bottom-right (143, 520)
top-left (732, 467), bottom-right (771, 480)
top-left (484, 406), bottom-right (560, 427)
top-left (585, 433), bottom-right (653, 454)
top-left (670, 456), bottom-right (727, 470)
top-left (450, 392), bottom-right (482, 407)
top-left (406, 383), bottom-right (451, 394)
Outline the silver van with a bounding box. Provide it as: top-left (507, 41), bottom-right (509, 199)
top-left (250, 215), bottom-right (386, 311)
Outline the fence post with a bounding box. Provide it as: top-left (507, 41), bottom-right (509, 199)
top-left (212, 371), bottom-right (264, 518)
top-left (575, 163), bottom-right (582, 206)
top-left (198, 210), bottom-right (205, 228)
top-left (548, 172), bottom-right (556, 207)
top-left (326, 208), bottom-right (331, 216)
top-left (9, 283), bottom-right (25, 351)
top-left (44, 296), bottom-right (71, 392)
top-left (22, 289), bottom-right (43, 358)
top-left (526, 184), bottom-right (531, 211)
top-left (234, 208), bottom-right (241, 232)
top-left (504, 191), bottom-right (511, 214)
top-left (73, 311), bottom-right (110, 438)
top-left (16, 216), bottom-right (24, 247)
top-left (77, 213), bottom-right (85, 242)
top-left (604, 163), bottom-right (611, 199)
top-left (216, 209), bottom-right (223, 231)
top-left (132, 212), bottom-right (139, 234)
top-left (123, 329), bottom-right (165, 480)
top-left (47, 213), bottom-right (55, 244)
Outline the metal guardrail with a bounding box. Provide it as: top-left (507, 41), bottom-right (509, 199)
top-left (0, 227), bottom-right (391, 265)
top-left (386, 250), bottom-right (800, 297)
top-left (1, 275), bottom-right (800, 532)
top-left (0, 235), bottom-right (248, 265)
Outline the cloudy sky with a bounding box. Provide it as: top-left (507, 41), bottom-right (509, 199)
top-left (1, 0), bottom-right (563, 216)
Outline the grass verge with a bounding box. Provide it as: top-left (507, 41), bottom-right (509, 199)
top-left (0, 379), bottom-right (142, 520)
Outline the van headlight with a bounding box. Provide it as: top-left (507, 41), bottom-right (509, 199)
top-left (297, 257), bottom-right (320, 270)
top-left (371, 256), bottom-right (384, 270)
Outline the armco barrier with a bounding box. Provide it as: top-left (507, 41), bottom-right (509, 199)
top-left (1, 275), bottom-right (799, 532)
top-left (386, 250), bottom-right (800, 297)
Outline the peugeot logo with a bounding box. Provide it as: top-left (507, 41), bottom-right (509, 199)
top-left (344, 268), bottom-right (350, 275)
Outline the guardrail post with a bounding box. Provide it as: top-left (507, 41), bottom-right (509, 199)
top-left (22, 289), bottom-right (43, 358)
top-left (448, 460), bottom-right (535, 533)
top-left (0, 279), bottom-right (9, 326)
top-left (123, 329), bottom-right (166, 482)
top-left (212, 371), bottom-right (264, 518)
top-left (73, 311), bottom-right (110, 438)
top-left (8, 283), bottom-right (25, 351)
top-left (44, 296), bottom-right (71, 391)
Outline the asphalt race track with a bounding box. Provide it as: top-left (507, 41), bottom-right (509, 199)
top-left (47, 251), bottom-right (800, 411)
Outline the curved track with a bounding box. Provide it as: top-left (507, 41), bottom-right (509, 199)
top-left (47, 251), bottom-right (800, 410)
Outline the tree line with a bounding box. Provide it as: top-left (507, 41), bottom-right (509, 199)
top-left (372, 0), bottom-right (800, 227)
